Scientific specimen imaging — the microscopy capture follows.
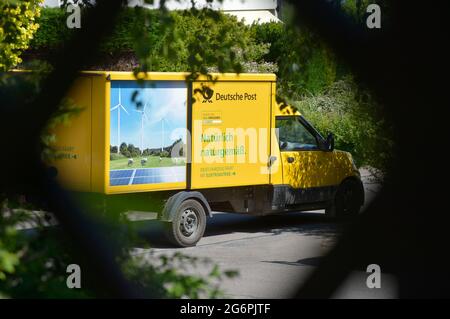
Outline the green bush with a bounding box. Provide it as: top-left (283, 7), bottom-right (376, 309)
top-left (0, 0), bottom-right (42, 71)
top-left (28, 7), bottom-right (272, 73)
top-left (295, 76), bottom-right (394, 171)
top-left (110, 153), bottom-right (125, 161)
top-left (31, 8), bottom-right (137, 52)
top-left (28, 7), bottom-right (71, 50)
top-left (250, 21), bottom-right (337, 98)
top-left (160, 150), bottom-right (169, 157)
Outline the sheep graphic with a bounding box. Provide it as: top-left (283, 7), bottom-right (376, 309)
top-left (127, 158), bottom-right (134, 167)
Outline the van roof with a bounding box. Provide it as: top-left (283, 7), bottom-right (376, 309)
top-left (81, 71), bottom-right (276, 82)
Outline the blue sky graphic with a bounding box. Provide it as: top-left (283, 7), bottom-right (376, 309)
top-left (110, 80), bottom-right (187, 150)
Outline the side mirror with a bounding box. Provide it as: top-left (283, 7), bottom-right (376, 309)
top-left (326, 133), bottom-right (335, 151)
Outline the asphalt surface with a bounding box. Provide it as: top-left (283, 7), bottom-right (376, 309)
top-left (132, 168), bottom-right (397, 299)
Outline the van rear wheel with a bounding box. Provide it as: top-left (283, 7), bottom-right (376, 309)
top-left (326, 179), bottom-right (363, 219)
top-left (164, 199), bottom-right (206, 247)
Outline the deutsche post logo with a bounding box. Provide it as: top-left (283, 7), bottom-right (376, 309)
top-left (195, 85), bottom-right (214, 103)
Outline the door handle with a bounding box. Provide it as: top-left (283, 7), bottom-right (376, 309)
top-left (287, 156), bottom-right (295, 163)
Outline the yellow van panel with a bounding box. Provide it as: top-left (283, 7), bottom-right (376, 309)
top-left (191, 80), bottom-right (272, 189)
top-left (49, 77), bottom-right (92, 192)
top-left (91, 74), bottom-right (108, 193)
top-left (280, 151), bottom-right (339, 188)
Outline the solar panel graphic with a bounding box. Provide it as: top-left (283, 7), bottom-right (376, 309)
top-left (109, 169), bottom-right (134, 186)
top-left (110, 167), bottom-right (185, 186)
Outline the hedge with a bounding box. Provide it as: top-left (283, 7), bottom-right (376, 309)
top-left (28, 7), bottom-right (274, 73)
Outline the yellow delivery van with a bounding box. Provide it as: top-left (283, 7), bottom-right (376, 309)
top-left (48, 71), bottom-right (364, 246)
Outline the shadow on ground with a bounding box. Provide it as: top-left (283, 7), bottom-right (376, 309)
top-left (133, 211), bottom-right (343, 249)
top-left (261, 256), bottom-right (325, 267)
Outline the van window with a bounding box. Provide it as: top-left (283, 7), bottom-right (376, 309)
top-left (276, 117), bottom-right (318, 151)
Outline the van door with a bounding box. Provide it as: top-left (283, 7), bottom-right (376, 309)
top-left (276, 116), bottom-right (336, 191)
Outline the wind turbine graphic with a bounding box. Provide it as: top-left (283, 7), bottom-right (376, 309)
top-left (135, 102), bottom-right (149, 154)
top-left (158, 116), bottom-right (176, 153)
top-left (160, 117), bottom-right (169, 152)
top-left (110, 85), bottom-right (129, 154)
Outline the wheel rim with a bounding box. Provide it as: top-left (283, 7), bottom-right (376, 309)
top-left (179, 208), bottom-right (198, 237)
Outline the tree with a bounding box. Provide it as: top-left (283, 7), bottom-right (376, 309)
top-left (127, 143), bottom-right (140, 157)
top-left (0, 0), bottom-right (42, 71)
top-left (119, 142), bottom-right (128, 156)
top-left (251, 21), bottom-right (337, 98)
top-left (160, 150), bottom-right (169, 158)
top-left (295, 76), bottom-right (393, 173)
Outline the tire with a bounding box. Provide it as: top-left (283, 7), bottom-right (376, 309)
top-left (164, 199), bottom-right (206, 247)
top-left (326, 179), bottom-right (363, 219)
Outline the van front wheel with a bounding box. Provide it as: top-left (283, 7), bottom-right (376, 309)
top-left (326, 179), bottom-right (363, 219)
top-left (165, 199), bottom-right (206, 247)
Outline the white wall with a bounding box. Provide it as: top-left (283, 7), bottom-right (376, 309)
top-left (42, 0), bottom-right (61, 7)
top-left (41, 0), bottom-right (281, 24)
top-left (128, 0), bottom-right (277, 11)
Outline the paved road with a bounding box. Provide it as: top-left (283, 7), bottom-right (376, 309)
top-left (132, 168), bottom-right (397, 298)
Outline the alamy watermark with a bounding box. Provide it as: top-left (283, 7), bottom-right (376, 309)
top-left (366, 264), bottom-right (381, 288)
top-left (66, 263), bottom-right (81, 289)
top-left (167, 123), bottom-right (282, 175)
top-left (366, 4), bottom-right (381, 29)
top-left (66, 4), bottom-right (81, 29)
